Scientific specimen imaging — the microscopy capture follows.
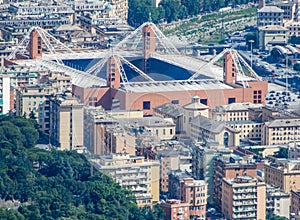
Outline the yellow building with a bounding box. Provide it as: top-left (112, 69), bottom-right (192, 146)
top-left (91, 153), bottom-right (160, 207)
top-left (265, 161), bottom-right (300, 193)
top-left (222, 176), bottom-right (266, 220)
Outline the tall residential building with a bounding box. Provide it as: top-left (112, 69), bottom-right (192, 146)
top-left (15, 84), bottom-right (52, 118)
top-left (191, 142), bottom-right (231, 205)
top-left (222, 176), bottom-right (266, 220)
top-left (214, 154), bottom-right (258, 209)
top-left (264, 160), bottom-right (300, 193)
top-left (157, 148), bottom-right (192, 193)
top-left (49, 92), bottom-right (84, 150)
top-left (168, 172), bottom-right (207, 220)
top-left (0, 74), bottom-right (13, 115)
top-left (91, 153), bottom-right (160, 207)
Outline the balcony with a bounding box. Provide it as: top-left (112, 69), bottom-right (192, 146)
top-left (233, 194), bottom-right (256, 200)
top-left (233, 200), bottom-right (257, 206)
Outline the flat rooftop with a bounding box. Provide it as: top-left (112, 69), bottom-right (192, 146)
top-left (123, 79), bottom-right (233, 93)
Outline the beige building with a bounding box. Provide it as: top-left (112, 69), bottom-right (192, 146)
top-left (183, 96), bottom-right (209, 136)
top-left (50, 92), bottom-right (84, 150)
top-left (264, 160), bottom-right (300, 193)
top-left (258, 25), bottom-right (288, 51)
top-left (211, 102), bottom-right (262, 122)
top-left (118, 116), bottom-right (176, 141)
top-left (153, 102), bottom-right (183, 134)
top-left (262, 118), bottom-right (300, 145)
top-left (91, 153), bottom-right (160, 207)
top-left (84, 107), bottom-right (136, 155)
top-left (16, 84), bottom-right (52, 118)
top-left (227, 120), bottom-right (262, 143)
top-left (257, 6), bottom-right (284, 27)
top-left (222, 176), bottom-right (266, 220)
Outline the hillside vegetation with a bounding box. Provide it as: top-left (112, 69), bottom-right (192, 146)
top-left (0, 116), bottom-right (164, 220)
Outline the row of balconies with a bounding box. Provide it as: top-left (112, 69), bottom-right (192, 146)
top-left (233, 188), bottom-right (257, 194)
top-left (233, 200), bottom-right (257, 206)
top-left (233, 194), bottom-right (257, 200)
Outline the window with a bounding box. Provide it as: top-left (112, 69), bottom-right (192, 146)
top-left (171, 100), bottom-right (179, 104)
top-left (200, 99), bottom-right (207, 105)
top-left (170, 129), bottom-right (173, 135)
top-left (228, 98), bottom-right (236, 104)
top-left (143, 101), bottom-right (150, 110)
top-left (163, 129), bottom-right (166, 135)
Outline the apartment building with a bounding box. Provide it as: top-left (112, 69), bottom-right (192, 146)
top-left (264, 160), bottom-right (300, 193)
top-left (266, 185), bottom-right (290, 219)
top-left (15, 84), bottom-right (52, 118)
top-left (49, 92), bottom-right (84, 150)
top-left (160, 199), bottom-right (190, 220)
top-left (0, 74), bottom-right (13, 115)
top-left (211, 102), bottom-right (262, 122)
top-left (153, 102), bottom-right (183, 134)
top-left (227, 120), bottom-right (262, 143)
top-left (118, 116), bottom-right (176, 141)
top-left (168, 172), bottom-right (207, 220)
top-left (257, 6), bottom-right (284, 27)
top-left (214, 154), bottom-right (258, 209)
top-left (262, 118), bottom-right (300, 145)
top-left (157, 148), bottom-right (192, 193)
top-left (287, 22), bottom-right (300, 36)
top-left (91, 153), bottom-right (160, 207)
top-left (222, 176), bottom-right (266, 220)
top-left (191, 142), bottom-right (231, 204)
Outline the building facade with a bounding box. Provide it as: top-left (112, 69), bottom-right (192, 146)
top-left (222, 176), bottom-right (266, 220)
top-left (168, 172), bottom-right (207, 220)
top-left (264, 161), bottom-right (300, 193)
top-left (214, 155), bottom-right (258, 209)
top-left (49, 92), bottom-right (84, 150)
top-left (91, 153), bottom-right (160, 207)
